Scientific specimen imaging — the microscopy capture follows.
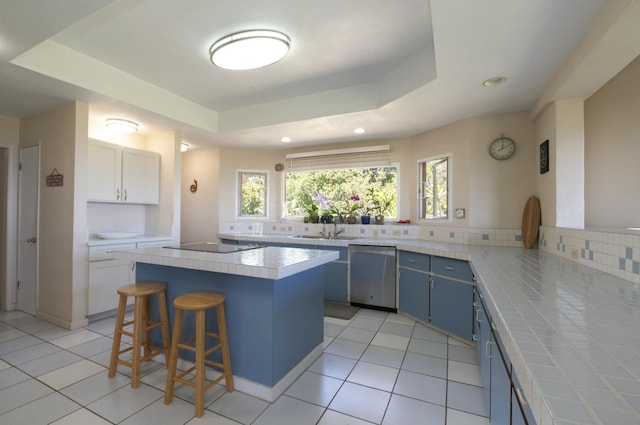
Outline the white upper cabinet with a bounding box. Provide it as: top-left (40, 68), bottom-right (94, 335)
top-left (88, 139), bottom-right (160, 205)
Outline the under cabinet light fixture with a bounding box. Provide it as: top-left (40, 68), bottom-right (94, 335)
top-left (210, 29), bottom-right (291, 70)
top-left (106, 118), bottom-right (138, 133)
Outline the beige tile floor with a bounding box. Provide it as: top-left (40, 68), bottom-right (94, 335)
top-left (0, 308), bottom-right (489, 424)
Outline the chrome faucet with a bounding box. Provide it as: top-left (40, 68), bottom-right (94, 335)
top-left (320, 223), bottom-right (327, 238)
top-left (333, 222), bottom-right (344, 238)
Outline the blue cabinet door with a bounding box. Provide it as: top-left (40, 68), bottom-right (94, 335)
top-left (490, 330), bottom-right (512, 425)
top-left (398, 268), bottom-right (429, 322)
top-left (430, 276), bottom-right (473, 340)
top-left (324, 261), bottom-right (348, 302)
top-left (478, 305), bottom-right (492, 416)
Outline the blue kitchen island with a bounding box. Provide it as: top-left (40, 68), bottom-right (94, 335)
top-left (113, 244), bottom-right (339, 401)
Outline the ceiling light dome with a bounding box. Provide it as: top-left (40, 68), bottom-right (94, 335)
top-left (106, 118), bottom-right (138, 133)
top-left (210, 29), bottom-right (290, 70)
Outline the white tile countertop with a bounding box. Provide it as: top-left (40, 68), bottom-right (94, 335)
top-left (221, 233), bottom-right (640, 425)
top-left (468, 246), bottom-right (640, 425)
top-left (111, 245), bottom-right (339, 280)
top-left (87, 234), bottom-right (172, 247)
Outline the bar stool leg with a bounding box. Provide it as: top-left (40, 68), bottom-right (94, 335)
top-left (131, 295), bottom-right (145, 388)
top-left (217, 304), bottom-right (234, 391)
top-left (164, 308), bottom-right (183, 405)
top-left (108, 294), bottom-right (127, 378)
top-left (157, 291), bottom-right (171, 364)
top-left (195, 308), bottom-right (206, 417)
top-left (142, 295), bottom-right (152, 360)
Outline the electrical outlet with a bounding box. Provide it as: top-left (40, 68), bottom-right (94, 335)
top-left (571, 247), bottom-right (579, 259)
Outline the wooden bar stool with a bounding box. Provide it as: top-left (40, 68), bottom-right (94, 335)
top-left (164, 291), bottom-right (234, 417)
top-left (108, 281), bottom-right (170, 388)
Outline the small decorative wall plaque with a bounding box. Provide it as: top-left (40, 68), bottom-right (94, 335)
top-left (45, 168), bottom-right (63, 187)
top-left (540, 140), bottom-right (549, 174)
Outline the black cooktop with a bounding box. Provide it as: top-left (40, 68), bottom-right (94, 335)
top-left (163, 242), bottom-right (262, 253)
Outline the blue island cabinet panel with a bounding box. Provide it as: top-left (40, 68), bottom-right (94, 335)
top-left (136, 262), bottom-right (324, 387)
top-left (324, 261), bottom-right (348, 302)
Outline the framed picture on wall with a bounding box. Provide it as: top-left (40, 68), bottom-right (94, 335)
top-left (540, 140), bottom-right (549, 174)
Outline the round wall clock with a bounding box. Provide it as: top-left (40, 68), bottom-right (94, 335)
top-left (274, 163), bottom-right (284, 172)
top-left (489, 137), bottom-right (516, 160)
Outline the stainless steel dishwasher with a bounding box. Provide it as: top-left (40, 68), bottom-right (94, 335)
top-left (349, 244), bottom-right (397, 311)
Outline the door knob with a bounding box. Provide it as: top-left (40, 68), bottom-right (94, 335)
top-left (27, 237), bottom-right (37, 243)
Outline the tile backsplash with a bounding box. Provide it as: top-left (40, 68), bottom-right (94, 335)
top-left (219, 221), bottom-right (523, 247)
top-left (540, 226), bottom-right (640, 284)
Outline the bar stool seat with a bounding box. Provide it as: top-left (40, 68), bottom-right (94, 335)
top-left (108, 281), bottom-right (170, 388)
top-left (164, 291), bottom-right (234, 418)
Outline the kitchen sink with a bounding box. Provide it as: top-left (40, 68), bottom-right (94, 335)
top-left (289, 235), bottom-right (360, 241)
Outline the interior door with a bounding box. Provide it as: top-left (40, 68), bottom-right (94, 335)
top-left (17, 145), bottom-right (38, 314)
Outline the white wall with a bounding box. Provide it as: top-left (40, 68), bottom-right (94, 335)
top-left (20, 101), bottom-right (88, 329)
top-left (181, 148), bottom-right (220, 243)
top-left (0, 115), bottom-right (19, 311)
top-left (585, 54), bottom-right (640, 227)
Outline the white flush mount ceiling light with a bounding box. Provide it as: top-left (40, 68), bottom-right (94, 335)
top-left (354, 127), bottom-right (366, 134)
top-left (106, 118), bottom-right (138, 133)
top-left (482, 76), bottom-right (507, 87)
top-left (181, 142), bottom-right (190, 152)
top-left (280, 136), bottom-right (291, 143)
top-left (210, 29), bottom-right (291, 70)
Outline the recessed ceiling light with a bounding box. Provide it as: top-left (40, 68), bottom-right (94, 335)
top-left (181, 142), bottom-right (190, 152)
top-left (210, 29), bottom-right (291, 71)
top-left (106, 118), bottom-right (138, 133)
top-left (281, 136), bottom-right (291, 143)
top-left (482, 76), bottom-right (507, 87)
top-left (354, 128), bottom-right (366, 134)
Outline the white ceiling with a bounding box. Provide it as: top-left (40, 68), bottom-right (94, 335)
top-left (0, 0), bottom-right (636, 150)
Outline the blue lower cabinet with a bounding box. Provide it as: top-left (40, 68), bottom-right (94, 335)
top-left (490, 338), bottom-right (512, 425)
top-left (430, 276), bottom-right (473, 340)
top-left (398, 267), bottom-right (429, 322)
top-left (324, 261), bottom-right (348, 302)
top-left (478, 304), bottom-right (492, 415)
top-left (512, 372), bottom-right (536, 425)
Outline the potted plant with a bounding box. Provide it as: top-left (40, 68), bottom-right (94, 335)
top-left (346, 195), bottom-right (361, 224)
top-left (367, 187), bottom-right (395, 225)
top-left (306, 203), bottom-right (319, 223)
top-left (313, 192), bottom-right (333, 223)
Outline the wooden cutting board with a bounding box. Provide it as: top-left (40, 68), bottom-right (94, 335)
top-left (521, 196), bottom-right (541, 249)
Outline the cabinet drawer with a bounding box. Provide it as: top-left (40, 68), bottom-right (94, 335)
top-left (431, 256), bottom-right (473, 282)
top-left (89, 243), bottom-right (136, 261)
top-left (398, 250), bottom-right (430, 272)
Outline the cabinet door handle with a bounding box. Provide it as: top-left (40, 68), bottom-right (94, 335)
top-left (515, 387), bottom-right (528, 406)
top-left (116, 188), bottom-right (120, 200)
top-left (124, 189), bottom-right (128, 201)
top-left (472, 334), bottom-right (479, 342)
top-left (445, 266), bottom-right (454, 271)
top-left (485, 340), bottom-right (493, 358)
top-left (131, 261), bottom-right (135, 271)
top-left (409, 259), bottom-right (416, 263)
top-left (475, 308), bottom-right (483, 322)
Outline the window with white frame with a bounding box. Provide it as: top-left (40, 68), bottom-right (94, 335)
top-left (283, 148), bottom-right (398, 220)
top-left (418, 155), bottom-right (450, 220)
top-left (238, 170), bottom-right (268, 218)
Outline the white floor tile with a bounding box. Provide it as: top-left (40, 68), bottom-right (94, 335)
top-left (360, 345), bottom-right (405, 368)
top-left (347, 361), bottom-right (399, 392)
top-left (308, 353), bottom-right (358, 380)
top-left (337, 326), bottom-right (376, 344)
top-left (371, 332), bottom-right (410, 351)
top-left (447, 381), bottom-right (487, 416)
top-left (253, 395), bottom-right (325, 425)
top-left (50, 408), bottom-right (113, 425)
top-left (318, 409), bottom-right (376, 425)
top-left (50, 329), bottom-right (103, 349)
top-left (0, 341), bottom-right (61, 365)
top-left (383, 394), bottom-right (445, 425)
top-left (446, 408), bottom-right (490, 425)
top-left (0, 392), bottom-right (80, 425)
top-left (38, 359), bottom-right (105, 390)
top-left (448, 360), bottom-right (482, 387)
top-left (329, 382), bottom-right (391, 424)
top-left (60, 370), bottom-right (131, 405)
top-left (285, 371), bottom-right (343, 406)
top-left (86, 383), bottom-right (164, 423)
top-left (0, 378), bottom-right (53, 414)
top-left (324, 338), bottom-right (368, 359)
top-left (207, 390), bottom-right (269, 424)
top-left (408, 337), bottom-right (447, 358)
top-left (121, 397), bottom-right (196, 425)
top-left (402, 351), bottom-right (447, 379)
top-left (393, 370), bottom-right (447, 406)
top-left (18, 349), bottom-right (83, 376)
